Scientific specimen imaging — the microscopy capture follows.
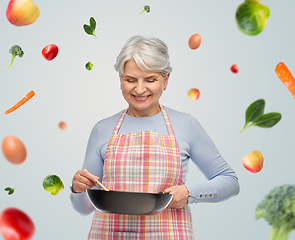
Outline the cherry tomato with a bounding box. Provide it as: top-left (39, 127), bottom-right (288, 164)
top-left (231, 64), bottom-right (239, 73)
top-left (188, 33), bottom-right (202, 50)
top-left (0, 207), bottom-right (35, 240)
top-left (42, 44), bottom-right (59, 61)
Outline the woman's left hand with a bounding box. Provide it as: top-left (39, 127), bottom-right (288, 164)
top-left (163, 185), bottom-right (189, 209)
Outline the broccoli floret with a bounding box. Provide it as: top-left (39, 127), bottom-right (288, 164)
top-left (5, 45), bottom-right (24, 70)
top-left (138, 5), bottom-right (150, 14)
top-left (255, 184), bottom-right (295, 240)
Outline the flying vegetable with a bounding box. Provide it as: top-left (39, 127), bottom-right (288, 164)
top-left (256, 184), bottom-right (295, 240)
top-left (235, 0), bottom-right (270, 36)
top-left (5, 45), bottom-right (24, 70)
top-left (4, 187), bottom-right (15, 195)
top-left (85, 61), bottom-right (93, 70)
top-left (240, 99), bottom-right (281, 133)
top-left (42, 44), bottom-right (59, 61)
top-left (43, 174), bottom-right (64, 195)
top-left (0, 208), bottom-right (35, 240)
top-left (138, 5), bottom-right (150, 14)
top-left (84, 17), bottom-right (97, 38)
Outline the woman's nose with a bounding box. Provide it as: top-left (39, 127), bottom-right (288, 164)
top-left (135, 82), bottom-right (146, 94)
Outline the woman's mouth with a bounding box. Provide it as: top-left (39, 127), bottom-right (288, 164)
top-left (132, 95), bottom-right (150, 101)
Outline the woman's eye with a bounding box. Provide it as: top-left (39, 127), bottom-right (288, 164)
top-left (147, 79), bottom-right (156, 82)
top-left (126, 79), bottom-right (135, 82)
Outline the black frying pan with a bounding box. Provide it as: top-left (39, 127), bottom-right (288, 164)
top-left (86, 189), bottom-right (173, 215)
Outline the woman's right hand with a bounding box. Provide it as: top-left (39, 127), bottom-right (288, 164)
top-left (72, 169), bottom-right (99, 193)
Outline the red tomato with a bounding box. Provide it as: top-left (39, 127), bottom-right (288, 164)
top-left (188, 33), bottom-right (202, 50)
top-left (231, 64), bottom-right (239, 73)
top-left (42, 44), bottom-right (59, 61)
top-left (0, 208), bottom-right (35, 240)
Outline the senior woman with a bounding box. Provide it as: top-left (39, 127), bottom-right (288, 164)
top-left (70, 35), bottom-right (240, 239)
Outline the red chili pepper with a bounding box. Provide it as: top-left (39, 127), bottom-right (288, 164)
top-left (42, 44), bottom-right (59, 61)
top-left (231, 64), bottom-right (239, 73)
top-left (0, 207), bottom-right (35, 240)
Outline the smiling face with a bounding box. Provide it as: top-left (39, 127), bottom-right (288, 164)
top-left (121, 60), bottom-right (169, 117)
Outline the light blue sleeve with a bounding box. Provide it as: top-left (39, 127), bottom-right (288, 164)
top-left (186, 116), bottom-right (240, 204)
top-left (70, 123), bottom-right (104, 216)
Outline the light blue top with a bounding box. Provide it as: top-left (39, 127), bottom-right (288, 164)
top-left (70, 106), bottom-right (240, 216)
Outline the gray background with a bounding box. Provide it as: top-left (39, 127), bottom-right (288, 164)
top-left (1, 0), bottom-right (295, 239)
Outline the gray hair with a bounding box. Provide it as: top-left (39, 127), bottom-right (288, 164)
top-left (114, 35), bottom-right (172, 78)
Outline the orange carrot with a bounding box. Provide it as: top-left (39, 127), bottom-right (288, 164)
top-left (275, 62), bottom-right (295, 99)
top-left (5, 90), bottom-right (35, 114)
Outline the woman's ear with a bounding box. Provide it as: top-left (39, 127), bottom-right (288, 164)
top-left (163, 73), bottom-right (170, 90)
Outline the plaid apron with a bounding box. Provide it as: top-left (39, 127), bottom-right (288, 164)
top-left (88, 105), bottom-right (194, 239)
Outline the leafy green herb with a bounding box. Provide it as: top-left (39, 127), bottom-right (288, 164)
top-left (83, 17), bottom-right (97, 38)
top-left (138, 5), bottom-right (150, 14)
top-left (250, 113), bottom-right (282, 128)
top-left (4, 187), bottom-right (15, 195)
top-left (83, 25), bottom-right (93, 35)
top-left (242, 99), bottom-right (265, 130)
top-left (85, 61), bottom-right (93, 71)
top-left (240, 99), bottom-right (281, 132)
top-left (90, 17), bottom-right (96, 31)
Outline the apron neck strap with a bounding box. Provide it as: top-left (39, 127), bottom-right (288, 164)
top-left (113, 105), bottom-right (175, 136)
top-left (113, 109), bottom-right (128, 135)
top-left (159, 105), bottom-right (175, 136)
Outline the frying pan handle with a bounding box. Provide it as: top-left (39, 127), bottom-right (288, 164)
top-left (159, 191), bottom-right (169, 194)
